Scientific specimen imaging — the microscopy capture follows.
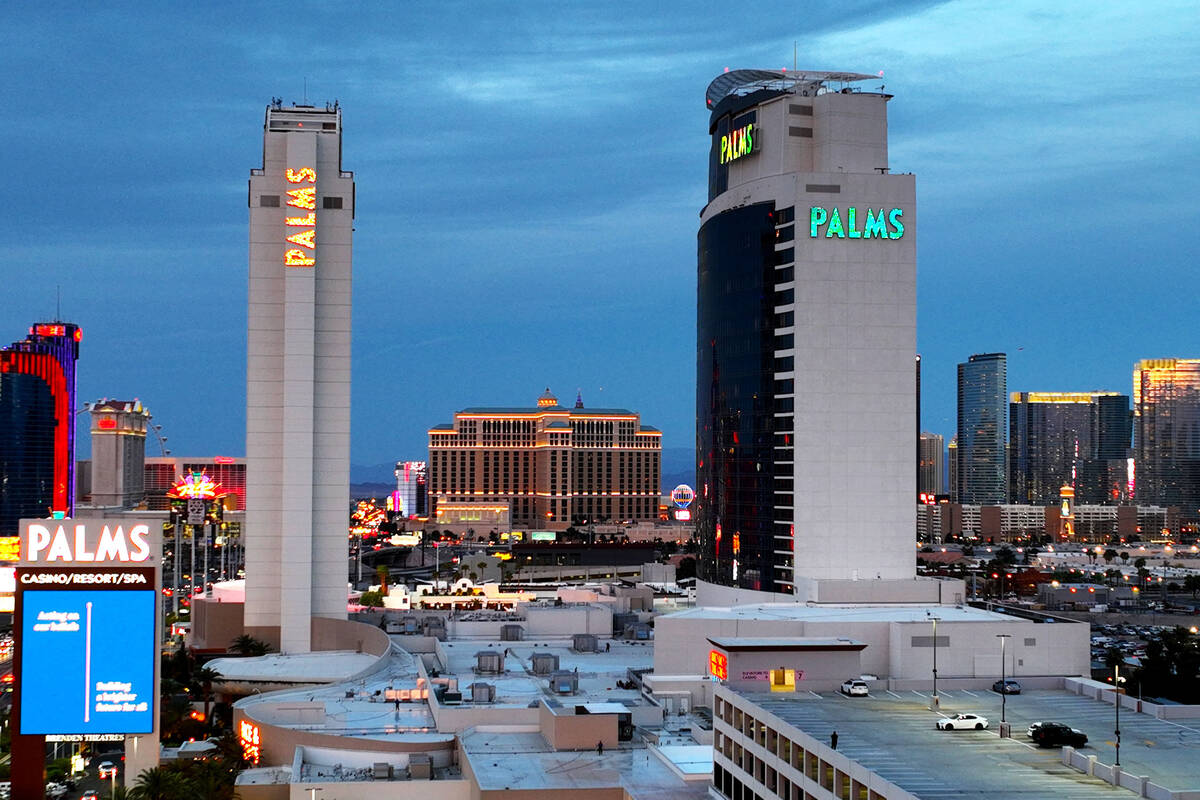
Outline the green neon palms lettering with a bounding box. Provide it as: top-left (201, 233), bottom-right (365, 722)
top-left (864, 209), bottom-right (886, 239)
top-left (848, 207), bottom-right (861, 238)
top-left (888, 208), bottom-right (904, 239)
top-left (809, 207), bottom-right (827, 237)
top-left (826, 208), bottom-right (845, 238)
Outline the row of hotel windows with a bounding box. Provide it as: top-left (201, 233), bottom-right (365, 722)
top-left (714, 695), bottom-right (883, 800)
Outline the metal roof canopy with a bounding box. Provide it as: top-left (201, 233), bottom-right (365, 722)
top-left (705, 69), bottom-right (879, 108)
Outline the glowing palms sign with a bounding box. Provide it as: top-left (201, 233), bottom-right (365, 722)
top-left (284, 166), bottom-right (317, 267)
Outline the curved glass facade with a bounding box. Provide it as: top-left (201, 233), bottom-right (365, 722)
top-left (697, 202), bottom-right (778, 589)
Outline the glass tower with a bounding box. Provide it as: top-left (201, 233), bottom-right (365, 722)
top-left (957, 353), bottom-right (1006, 505)
top-left (1134, 359), bottom-right (1200, 518)
top-left (696, 69), bottom-right (917, 592)
top-left (0, 322), bottom-right (80, 535)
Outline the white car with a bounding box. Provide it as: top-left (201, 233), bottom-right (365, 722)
top-left (936, 713), bottom-right (989, 731)
top-left (97, 761), bottom-right (117, 779)
top-left (840, 679), bottom-right (869, 697)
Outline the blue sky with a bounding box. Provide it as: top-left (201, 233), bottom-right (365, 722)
top-left (2, 1), bottom-right (1197, 477)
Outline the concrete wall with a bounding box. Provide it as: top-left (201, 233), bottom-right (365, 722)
top-left (723, 648), bottom-right (862, 693)
top-left (190, 595), bottom-right (245, 650)
top-left (288, 780), bottom-right (470, 800)
top-left (655, 610), bottom-right (1089, 683)
top-left (523, 604), bottom-right (612, 637)
top-left (537, 701), bottom-right (618, 751)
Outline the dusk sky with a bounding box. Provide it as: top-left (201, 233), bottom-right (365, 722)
top-left (3, 2), bottom-right (1197, 479)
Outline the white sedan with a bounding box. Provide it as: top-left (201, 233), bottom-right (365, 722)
top-left (936, 713), bottom-right (989, 731)
top-left (840, 679), bottom-right (869, 696)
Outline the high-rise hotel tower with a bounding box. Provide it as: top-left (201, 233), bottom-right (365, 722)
top-left (697, 70), bottom-right (916, 593)
top-left (245, 102), bottom-right (354, 652)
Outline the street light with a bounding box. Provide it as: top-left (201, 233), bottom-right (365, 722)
top-left (1113, 663), bottom-right (1127, 767)
top-left (930, 614), bottom-right (942, 709)
top-left (996, 633), bottom-right (1012, 728)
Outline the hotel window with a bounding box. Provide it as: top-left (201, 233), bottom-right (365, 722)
top-left (775, 206), bottom-right (795, 224)
top-left (322, 196), bottom-right (343, 209)
top-left (260, 195), bottom-right (280, 207)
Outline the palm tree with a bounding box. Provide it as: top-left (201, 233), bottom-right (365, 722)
top-left (129, 766), bottom-right (193, 800)
top-left (194, 665), bottom-right (221, 723)
top-left (229, 634), bottom-right (271, 657)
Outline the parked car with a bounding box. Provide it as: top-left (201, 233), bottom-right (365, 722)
top-left (992, 679), bottom-right (1021, 694)
top-left (840, 679), bottom-right (869, 697)
top-left (937, 713), bottom-right (989, 730)
top-left (1032, 722), bottom-right (1088, 748)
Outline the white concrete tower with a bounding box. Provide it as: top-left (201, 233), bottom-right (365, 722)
top-left (245, 102), bottom-right (353, 652)
top-left (697, 71), bottom-right (916, 594)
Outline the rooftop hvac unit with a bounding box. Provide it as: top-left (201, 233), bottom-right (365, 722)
top-left (572, 633), bottom-right (599, 653)
top-left (401, 615), bottom-right (420, 634)
top-left (372, 762), bottom-right (392, 780)
top-left (530, 652), bottom-right (560, 676)
top-left (500, 624), bottom-right (525, 641)
top-left (549, 669), bottom-right (579, 695)
top-left (475, 649), bottom-right (504, 674)
top-left (470, 682), bottom-right (496, 703)
top-left (409, 753), bottom-right (432, 780)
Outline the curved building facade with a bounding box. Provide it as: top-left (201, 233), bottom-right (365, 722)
top-left (697, 70), bottom-right (916, 592)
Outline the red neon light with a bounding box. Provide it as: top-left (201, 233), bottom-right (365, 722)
top-left (34, 324), bottom-right (66, 337)
top-left (285, 249), bottom-right (315, 267)
top-left (709, 650), bottom-right (728, 680)
top-left (286, 187), bottom-right (316, 211)
top-left (0, 351), bottom-right (70, 513)
top-left (213, 456), bottom-right (235, 464)
top-left (286, 167), bottom-right (316, 183)
top-left (170, 472), bottom-right (220, 500)
top-left (97, 418), bottom-right (117, 430)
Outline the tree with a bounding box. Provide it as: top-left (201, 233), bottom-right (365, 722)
top-left (376, 564), bottom-right (390, 594)
top-left (129, 766), bottom-right (193, 800)
top-left (677, 557), bottom-right (698, 580)
top-left (1185, 574), bottom-right (1200, 599)
top-left (229, 634), bottom-right (272, 657)
top-left (995, 546), bottom-right (1017, 566)
top-left (194, 665), bottom-right (221, 725)
top-left (359, 590), bottom-right (384, 607)
top-left (1134, 556), bottom-right (1147, 570)
top-left (1103, 548), bottom-right (1117, 564)
top-left (1120, 551), bottom-right (1129, 564)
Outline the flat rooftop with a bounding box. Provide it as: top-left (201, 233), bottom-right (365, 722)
top-left (438, 639), bottom-right (654, 707)
top-left (209, 650), bottom-right (378, 683)
top-left (671, 602), bottom-right (1061, 624)
top-left (732, 686), bottom-right (1200, 798)
top-left (460, 728), bottom-right (708, 799)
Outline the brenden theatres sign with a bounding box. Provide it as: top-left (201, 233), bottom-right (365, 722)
top-left (810, 207), bottom-right (905, 239)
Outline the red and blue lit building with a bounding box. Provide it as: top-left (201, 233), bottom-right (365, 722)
top-left (0, 322), bottom-right (81, 534)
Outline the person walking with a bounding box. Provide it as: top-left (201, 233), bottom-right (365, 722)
top-left (597, 740), bottom-right (604, 755)
top-left (830, 731), bottom-right (838, 750)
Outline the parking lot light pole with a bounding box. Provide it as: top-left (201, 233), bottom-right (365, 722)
top-left (997, 633), bottom-right (1012, 731)
top-left (931, 615), bottom-right (941, 710)
top-left (1114, 663), bottom-right (1125, 767)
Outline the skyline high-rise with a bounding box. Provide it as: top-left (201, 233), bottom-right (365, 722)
top-left (957, 353), bottom-right (1007, 505)
top-left (918, 432), bottom-right (945, 496)
top-left (696, 69), bottom-right (916, 593)
top-left (1134, 359), bottom-right (1200, 518)
top-left (244, 102), bottom-right (355, 653)
top-left (1008, 392), bottom-right (1130, 506)
top-left (86, 398), bottom-right (149, 509)
top-left (0, 322), bottom-right (80, 535)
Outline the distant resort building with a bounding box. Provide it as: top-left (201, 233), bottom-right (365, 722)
top-left (428, 389), bottom-right (661, 531)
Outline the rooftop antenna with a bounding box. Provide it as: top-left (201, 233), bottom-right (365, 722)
top-left (56, 285), bottom-right (62, 322)
top-left (303, 77), bottom-right (308, 104)
top-left (794, 41), bottom-right (797, 73)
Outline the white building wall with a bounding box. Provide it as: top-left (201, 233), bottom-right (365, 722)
top-left (246, 106), bottom-right (353, 653)
top-left (704, 87), bottom-right (916, 584)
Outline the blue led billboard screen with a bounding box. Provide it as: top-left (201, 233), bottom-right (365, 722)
top-left (19, 585), bottom-right (156, 735)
